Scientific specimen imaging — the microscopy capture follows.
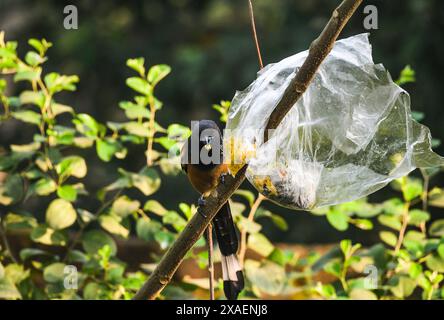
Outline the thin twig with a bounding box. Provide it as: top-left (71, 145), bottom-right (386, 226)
top-left (132, 0), bottom-right (363, 300)
top-left (146, 95), bottom-right (157, 166)
top-left (206, 224), bottom-right (215, 300)
top-left (395, 202), bottom-right (410, 253)
top-left (248, 0), bottom-right (264, 69)
top-left (238, 193), bottom-right (265, 266)
top-left (420, 168), bottom-right (429, 234)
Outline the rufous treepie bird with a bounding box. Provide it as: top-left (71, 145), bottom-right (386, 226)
top-left (181, 120), bottom-right (244, 300)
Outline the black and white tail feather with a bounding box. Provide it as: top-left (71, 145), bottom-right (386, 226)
top-left (212, 202), bottom-right (244, 300)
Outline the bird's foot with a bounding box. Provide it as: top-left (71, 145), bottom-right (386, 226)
top-left (198, 195), bottom-right (206, 207)
top-left (197, 196), bottom-right (207, 218)
top-left (219, 172), bottom-right (229, 184)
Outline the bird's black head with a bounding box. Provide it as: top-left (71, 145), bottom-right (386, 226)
top-left (182, 120), bottom-right (223, 170)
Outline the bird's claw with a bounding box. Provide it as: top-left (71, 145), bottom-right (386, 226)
top-left (198, 195), bottom-right (206, 207)
top-left (219, 173), bottom-right (228, 184)
top-left (197, 196), bottom-right (207, 218)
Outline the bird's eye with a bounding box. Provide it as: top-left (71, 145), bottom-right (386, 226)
top-left (205, 136), bottom-right (214, 144)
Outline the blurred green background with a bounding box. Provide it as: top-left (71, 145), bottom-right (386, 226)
top-left (1, 0), bottom-right (443, 245)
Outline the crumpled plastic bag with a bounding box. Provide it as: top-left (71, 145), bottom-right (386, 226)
top-left (224, 33), bottom-right (444, 210)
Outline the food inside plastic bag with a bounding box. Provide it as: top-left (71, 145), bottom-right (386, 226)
top-left (224, 33), bottom-right (444, 210)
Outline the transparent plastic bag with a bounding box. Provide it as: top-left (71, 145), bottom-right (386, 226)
top-left (224, 33), bottom-right (444, 210)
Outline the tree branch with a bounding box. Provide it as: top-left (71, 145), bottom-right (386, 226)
top-left (132, 0), bottom-right (363, 300)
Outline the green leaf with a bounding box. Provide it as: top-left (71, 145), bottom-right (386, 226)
top-left (238, 216), bottom-right (262, 234)
top-left (0, 278), bottom-right (21, 300)
top-left (51, 103), bottom-right (74, 116)
top-left (340, 239), bottom-right (352, 256)
top-left (244, 260), bottom-right (286, 297)
top-left (11, 110), bottom-right (41, 125)
top-left (389, 275), bottom-right (416, 298)
top-left (351, 218), bottom-right (373, 230)
top-left (326, 210), bottom-right (349, 231)
top-left (167, 123), bottom-right (191, 141)
top-left (46, 198), bottom-right (77, 229)
top-left (136, 218), bottom-right (161, 242)
top-left (409, 262), bottom-right (423, 279)
top-left (248, 233), bottom-right (274, 257)
top-left (147, 64), bottom-right (171, 86)
top-left (25, 51), bottom-right (46, 66)
top-left (429, 187), bottom-right (444, 208)
top-left (323, 260), bottom-right (342, 278)
top-left (408, 209), bottom-right (430, 226)
top-left (429, 219), bottom-right (444, 237)
top-left (316, 283), bottom-right (336, 299)
top-left (268, 248), bottom-right (295, 267)
top-left (411, 111), bottom-right (425, 122)
top-left (96, 138), bottom-right (121, 162)
top-left (4, 213), bottom-right (37, 230)
top-left (56, 156), bottom-right (87, 180)
top-left (19, 248), bottom-right (50, 261)
top-left (395, 65), bottom-right (415, 86)
top-left (233, 189), bottom-right (255, 207)
top-left (426, 254), bottom-right (444, 272)
top-left (402, 179), bottom-right (423, 201)
top-left (30, 225), bottom-right (67, 246)
top-left (0, 174), bottom-right (24, 205)
top-left (270, 214), bottom-right (288, 231)
top-left (178, 203), bottom-right (195, 220)
top-left (126, 77), bottom-right (151, 95)
top-left (73, 113), bottom-right (103, 137)
top-left (119, 101), bottom-right (150, 119)
top-left (34, 177), bottom-right (57, 196)
top-left (377, 214), bottom-right (402, 230)
top-left (43, 263), bottom-right (66, 283)
top-left (57, 185), bottom-right (78, 202)
top-left (44, 72), bottom-right (79, 94)
top-left (28, 38), bottom-right (52, 56)
top-left (83, 282), bottom-right (108, 300)
top-left (438, 244), bottom-right (444, 259)
top-left (155, 136), bottom-right (176, 151)
top-left (19, 90), bottom-right (45, 107)
top-left (132, 167), bottom-right (161, 196)
top-left (99, 214), bottom-right (129, 238)
top-left (382, 198), bottom-right (405, 216)
top-left (4, 263), bottom-right (29, 285)
top-left (162, 211), bottom-right (187, 232)
top-left (379, 231), bottom-right (398, 247)
top-left (123, 121), bottom-right (149, 137)
top-left (10, 142), bottom-right (41, 153)
top-left (126, 58), bottom-right (145, 76)
top-left (14, 69), bottom-right (41, 82)
top-left (349, 288), bottom-right (377, 300)
top-left (82, 230), bottom-right (117, 256)
top-left (111, 195), bottom-right (140, 218)
top-left (66, 250), bottom-right (88, 264)
top-left (144, 200), bottom-right (167, 216)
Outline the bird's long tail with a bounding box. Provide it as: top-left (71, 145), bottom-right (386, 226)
top-left (212, 201), bottom-right (244, 300)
